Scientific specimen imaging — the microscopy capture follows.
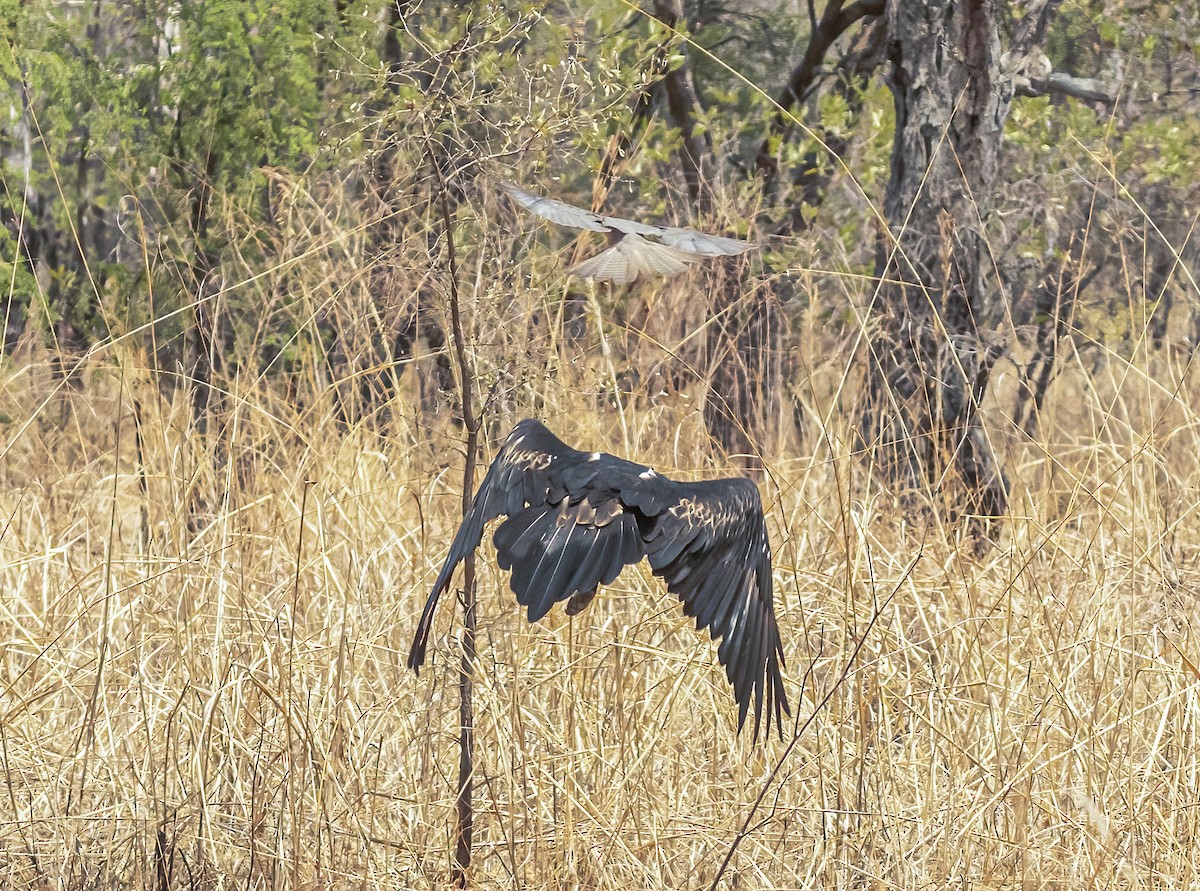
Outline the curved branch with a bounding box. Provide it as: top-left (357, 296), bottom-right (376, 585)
top-left (1004, 0), bottom-right (1112, 107)
top-left (755, 0), bottom-right (884, 179)
top-left (654, 0), bottom-right (713, 208)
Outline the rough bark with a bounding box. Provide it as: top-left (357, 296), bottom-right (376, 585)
top-left (863, 0), bottom-right (1013, 536)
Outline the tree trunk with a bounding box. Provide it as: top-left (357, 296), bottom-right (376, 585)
top-left (652, 0), bottom-right (712, 208)
top-left (2, 52), bottom-right (38, 351)
top-left (863, 0), bottom-right (1011, 535)
top-left (704, 270), bottom-right (786, 467)
top-left (637, 0), bottom-right (786, 460)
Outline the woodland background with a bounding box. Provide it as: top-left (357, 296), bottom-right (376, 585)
top-left (3, 1), bottom-right (1200, 888)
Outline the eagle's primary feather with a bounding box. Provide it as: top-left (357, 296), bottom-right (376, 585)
top-left (408, 419), bottom-right (789, 741)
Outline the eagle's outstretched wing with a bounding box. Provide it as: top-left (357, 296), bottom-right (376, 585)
top-left (499, 182), bottom-right (759, 283)
top-left (408, 418), bottom-right (790, 740)
top-left (641, 478), bottom-right (788, 740)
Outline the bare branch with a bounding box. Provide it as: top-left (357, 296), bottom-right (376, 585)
top-left (760, 16), bottom-right (885, 221)
top-left (653, 0), bottom-right (712, 208)
top-left (430, 148), bottom-right (480, 891)
top-left (755, 0), bottom-right (884, 180)
top-left (1018, 71), bottom-right (1115, 106)
top-left (1002, 1), bottom-right (1113, 108)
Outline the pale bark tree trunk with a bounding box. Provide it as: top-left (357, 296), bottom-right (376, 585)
top-left (863, 0), bottom-right (1012, 535)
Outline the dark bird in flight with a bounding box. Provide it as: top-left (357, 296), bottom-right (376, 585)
top-left (501, 182), bottom-right (759, 285)
top-left (408, 419), bottom-right (789, 740)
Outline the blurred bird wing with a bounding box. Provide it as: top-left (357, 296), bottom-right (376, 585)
top-left (599, 213), bottom-right (668, 237)
top-left (657, 227), bottom-right (759, 257)
top-left (600, 214), bottom-right (759, 257)
top-left (503, 181), bottom-right (759, 265)
top-left (569, 234), bottom-right (702, 284)
top-left (501, 182), bottom-right (609, 232)
top-left (643, 478), bottom-right (789, 740)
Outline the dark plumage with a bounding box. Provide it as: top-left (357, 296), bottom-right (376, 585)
top-left (501, 182), bottom-right (759, 285)
top-left (408, 419), bottom-right (789, 740)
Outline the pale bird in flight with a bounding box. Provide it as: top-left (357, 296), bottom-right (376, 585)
top-left (501, 182), bottom-right (759, 285)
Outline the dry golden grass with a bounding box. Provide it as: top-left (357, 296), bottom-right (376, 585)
top-left (0, 143), bottom-right (1194, 890)
top-left (3, 286), bottom-right (1200, 891)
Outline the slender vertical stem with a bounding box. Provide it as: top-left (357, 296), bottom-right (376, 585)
top-left (288, 477), bottom-right (312, 889)
top-left (434, 166), bottom-right (480, 888)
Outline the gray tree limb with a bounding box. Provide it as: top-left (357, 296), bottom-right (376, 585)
top-left (1018, 71), bottom-right (1115, 106)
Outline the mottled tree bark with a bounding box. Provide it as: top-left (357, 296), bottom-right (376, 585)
top-left (863, 0), bottom-right (1012, 534)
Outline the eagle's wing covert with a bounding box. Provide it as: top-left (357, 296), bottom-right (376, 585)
top-left (642, 478), bottom-right (789, 739)
top-left (492, 454), bottom-right (646, 621)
